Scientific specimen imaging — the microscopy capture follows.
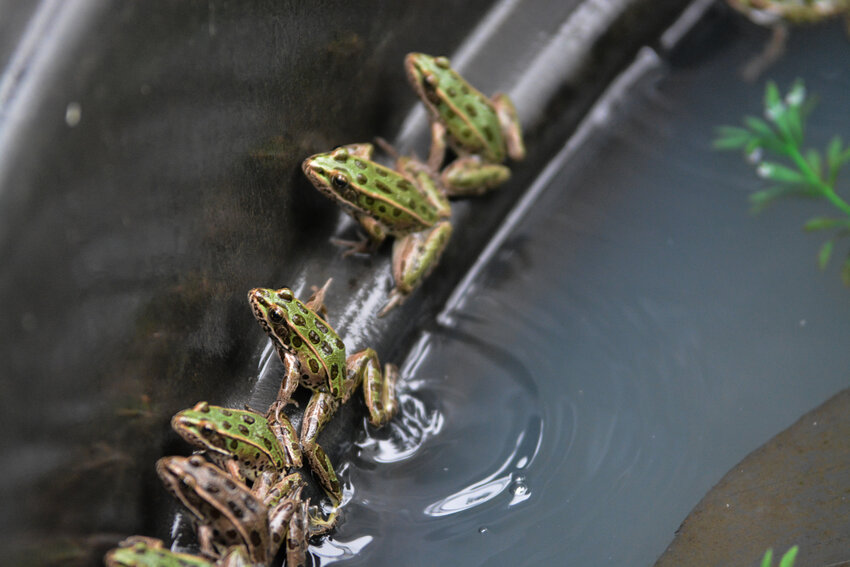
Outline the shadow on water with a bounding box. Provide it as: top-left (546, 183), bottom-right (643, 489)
top-left (322, 10), bottom-right (850, 567)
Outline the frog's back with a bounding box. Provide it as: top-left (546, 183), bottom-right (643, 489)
top-left (176, 404), bottom-right (288, 473)
top-left (281, 296), bottom-right (348, 392)
top-left (408, 53), bottom-right (505, 162)
top-left (307, 150), bottom-right (439, 232)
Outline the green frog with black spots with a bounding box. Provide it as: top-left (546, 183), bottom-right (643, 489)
top-left (156, 455), bottom-right (309, 566)
top-left (302, 146), bottom-right (453, 314)
top-left (405, 52), bottom-right (525, 195)
top-left (171, 401), bottom-right (301, 495)
top-left (248, 281), bottom-right (399, 506)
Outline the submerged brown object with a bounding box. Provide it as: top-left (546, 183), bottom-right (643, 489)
top-left (655, 388), bottom-right (850, 567)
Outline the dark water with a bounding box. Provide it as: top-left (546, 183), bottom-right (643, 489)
top-left (317, 15), bottom-right (850, 567)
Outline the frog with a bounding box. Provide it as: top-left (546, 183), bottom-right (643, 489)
top-left (726, 1), bottom-right (850, 80)
top-left (170, 401), bottom-right (301, 493)
top-left (248, 282), bottom-right (399, 505)
top-left (404, 52), bottom-right (525, 196)
top-left (156, 455), bottom-right (309, 566)
top-left (302, 146), bottom-right (453, 314)
top-left (104, 536), bottom-right (250, 567)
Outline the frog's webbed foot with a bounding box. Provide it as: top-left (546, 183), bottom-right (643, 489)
top-left (307, 504), bottom-right (339, 537)
top-left (347, 348), bottom-right (399, 427)
top-left (331, 214), bottom-right (386, 257)
top-left (441, 156), bottom-right (511, 196)
top-left (379, 221), bottom-right (452, 317)
top-left (329, 235), bottom-right (378, 257)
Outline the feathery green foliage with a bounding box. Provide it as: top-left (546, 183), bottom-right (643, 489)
top-left (760, 545), bottom-right (798, 567)
top-left (715, 80), bottom-right (850, 285)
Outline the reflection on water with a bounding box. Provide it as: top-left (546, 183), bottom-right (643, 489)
top-left (356, 393), bottom-right (444, 464)
top-left (423, 424), bottom-right (539, 517)
top-left (323, 15), bottom-right (850, 567)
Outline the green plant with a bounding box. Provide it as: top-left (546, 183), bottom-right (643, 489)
top-left (714, 80), bottom-right (850, 285)
top-left (761, 545), bottom-right (798, 567)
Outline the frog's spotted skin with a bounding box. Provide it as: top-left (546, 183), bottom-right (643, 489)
top-left (248, 283), bottom-right (399, 504)
top-left (404, 52), bottom-right (525, 195)
top-left (171, 401), bottom-right (301, 483)
top-left (248, 286), bottom-right (347, 397)
top-left (303, 145), bottom-right (440, 234)
top-left (105, 536), bottom-right (219, 567)
top-left (406, 53), bottom-right (507, 163)
top-left (302, 146), bottom-right (453, 314)
top-left (156, 456), bottom-right (271, 563)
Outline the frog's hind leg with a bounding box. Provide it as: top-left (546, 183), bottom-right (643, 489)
top-left (492, 93), bottom-right (525, 161)
top-left (380, 221), bottom-right (452, 317)
top-left (300, 392), bottom-right (343, 504)
top-left (441, 156), bottom-right (511, 196)
top-left (741, 23), bottom-right (788, 82)
top-left (346, 348), bottom-right (399, 426)
top-left (305, 278), bottom-right (332, 317)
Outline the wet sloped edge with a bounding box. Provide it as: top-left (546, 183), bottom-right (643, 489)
top-left (654, 388), bottom-right (850, 567)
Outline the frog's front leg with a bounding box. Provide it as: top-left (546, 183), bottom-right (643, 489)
top-left (427, 121), bottom-right (449, 170)
top-left (492, 92), bottom-right (526, 161)
top-left (330, 213), bottom-right (388, 256)
top-left (274, 349), bottom-right (302, 405)
top-left (441, 156), bottom-right (511, 196)
top-left (346, 348), bottom-right (399, 426)
top-left (379, 221), bottom-right (453, 317)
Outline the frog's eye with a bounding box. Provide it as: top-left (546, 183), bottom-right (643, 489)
top-left (332, 173), bottom-right (350, 191)
top-left (435, 56), bottom-right (450, 69)
top-left (268, 307), bottom-right (284, 323)
top-left (201, 424), bottom-right (215, 436)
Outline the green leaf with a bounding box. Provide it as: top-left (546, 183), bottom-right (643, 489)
top-left (757, 161), bottom-right (807, 184)
top-left (785, 103), bottom-right (804, 146)
top-left (778, 545), bottom-right (798, 567)
top-left (713, 126), bottom-right (753, 150)
top-left (804, 217), bottom-right (848, 231)
top-left (805, 149), bottom-right (821, 177)
top-left (744, 115), bottom-right (778, 141)
top-left (818, 240), bottom-right (834, 270)
top-left (761, 548), bottom-right (773, 567)
top-left (765, 81), bottom-right (783, 115)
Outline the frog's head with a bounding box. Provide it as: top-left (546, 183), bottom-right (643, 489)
top-left (302, 146), bottom-right (361, 208)
top-left (155, 455), bottom-right (209, 518)
top-left (405, 53), bottom-right (453, 108)
top-left (248, 287), bottom-right (312, 353)
top-left (171, 401), bottom-right (232, 456)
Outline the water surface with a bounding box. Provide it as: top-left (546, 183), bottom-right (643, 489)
top-left (325, 14), bottom-right (850, 566)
